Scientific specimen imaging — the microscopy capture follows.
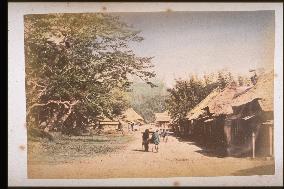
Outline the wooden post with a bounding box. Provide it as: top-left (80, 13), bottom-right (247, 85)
top-left (269, 125), bottom-right (273, 157)
top-left (252, 132), bottom-right (255, 158)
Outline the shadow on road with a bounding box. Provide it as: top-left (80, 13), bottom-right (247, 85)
top-left (132, 149), bottom-right (159, 153)
top-left (195, 149), bottom-right (226, 158)
top-left (132, 149), bottom-right (147, 152)
top-left (175, 136), bottom-right (227, 158)
top-left (231, 164), bottom-right (275, 176)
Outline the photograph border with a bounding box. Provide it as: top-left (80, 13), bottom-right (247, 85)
top-left (8, 2), bottom-right (283, 187)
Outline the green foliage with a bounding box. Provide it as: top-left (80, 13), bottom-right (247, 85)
top-left (166, 76), bottom-right (206, 124)
top-left (238, 76), bottom-right (244, 86)
top-left (25, 13), bottom-right (155, 134)
top-left (237, 75), bottom-right (251, 86)
top-left (217, 70), bottom-right (234, 90)
top-left (28, 134), bottom-right (134, 163)
top-left (165, 70), bottom-right (236, 125)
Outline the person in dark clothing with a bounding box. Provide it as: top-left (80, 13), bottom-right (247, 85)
top-left (152, 130), bottom-right (160, 152)
top-left (142, 129), bottom-right (150, 152)
top-left (162, 129), bottom-right (166, 141)
top-left (118, 121), bottom-right (122, 130)
top-left (163, 130), bottom-right (170, 143)
top-left (131, 122), bottom-right (134, 131)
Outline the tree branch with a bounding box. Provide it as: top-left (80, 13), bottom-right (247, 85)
top-left (27, 100), bottom-right (79, 116)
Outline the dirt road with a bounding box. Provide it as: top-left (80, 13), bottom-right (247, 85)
top-left (28, 125), bottom-right (274, 179)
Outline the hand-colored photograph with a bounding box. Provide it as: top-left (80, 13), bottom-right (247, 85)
top-left (25, 10), bottom-right (275, 179)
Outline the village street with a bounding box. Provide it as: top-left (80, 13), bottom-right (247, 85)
top-left (28, 124), bottom-right (274, 179)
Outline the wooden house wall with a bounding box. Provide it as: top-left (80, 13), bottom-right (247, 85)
top-left (182, 98), bottom-right (273, 157)
top-left (184, 116), bottom-right (227, 151)
top-left (227, 113), bottom-right (273, 157)
top-left (255, 122), bottom-right (274, 157)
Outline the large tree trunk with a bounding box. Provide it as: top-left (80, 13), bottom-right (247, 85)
top-left (60, 101), bottom-right (78, 122)
top-left (28, 100), bottom-right (79, 130)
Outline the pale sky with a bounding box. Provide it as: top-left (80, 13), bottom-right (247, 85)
top-left (112, 11), bottom-right (275, 87)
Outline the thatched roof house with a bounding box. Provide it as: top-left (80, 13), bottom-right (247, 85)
top-left (95, 108), bottom-right (145, 131)
top-left (225, 70), bottom-right (274, 157)
top-left (155, 111), bottom-right (171, 122)
top-left (95, 116), bottom-right (121, 131)
top-left (98, 117), bottom-right (119, 125)
top-left (154, 111), bottom-right (172, 128)
top-left (231, 70), bottom-right (273, 112)
top-left (183, 70), bottom-right (274, 157)
top-left (120, 108), bottom-right (145, 123)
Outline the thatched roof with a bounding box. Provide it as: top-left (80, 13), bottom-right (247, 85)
top-left (96, 116), bottom-right (120, 126)
top-left (231, 70), bottom-right (274, 112)
top-left (206, 84), bottom-right (252, 116)
top-left (121, 108), bottom-right (144, 123)
top-left (155, 111), bottom-right (171, 122)
top-left (97, 116), bottom-right (117, 122)
top-left (186, 89), bottom-right (220, 120)
top-left (187, 84), bottom-right (252, 119)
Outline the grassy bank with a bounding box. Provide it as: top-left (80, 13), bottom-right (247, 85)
top-left (28, 132), bottom-right (134, 165)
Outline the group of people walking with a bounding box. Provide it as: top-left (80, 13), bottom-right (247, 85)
top-left (128, 122), bottom-right (142, 132)
top-left (142, 129), bottom-right (169, 152)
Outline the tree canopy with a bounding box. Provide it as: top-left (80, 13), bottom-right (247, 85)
top-left (25, 13), bottom-right (155, 134)
top-left (165, 70), bottom-right (239, 125)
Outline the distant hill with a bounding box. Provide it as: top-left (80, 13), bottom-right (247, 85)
top-left (127, 79), bottom-right (168, 123)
